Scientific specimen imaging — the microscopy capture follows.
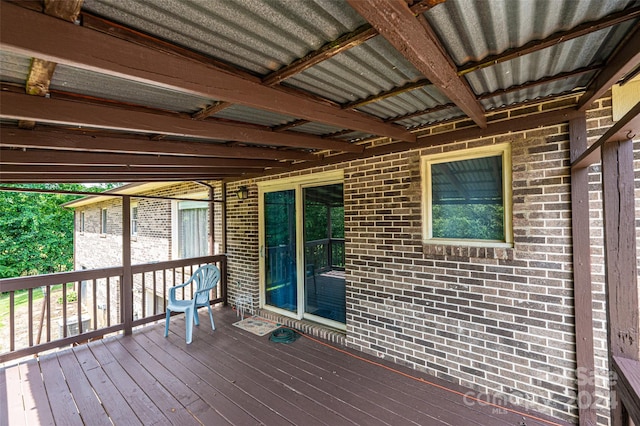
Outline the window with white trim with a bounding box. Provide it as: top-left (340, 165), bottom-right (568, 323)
top-left (101, 208), bottom-right (108, 235)
top-left (176, 200), bottom-right (209, 259)
top-left (131, 203), bottom-right (139, 236)
top-left (422, 144), bottom-right (513, 247)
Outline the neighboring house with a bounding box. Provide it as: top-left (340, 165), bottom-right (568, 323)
top-left (64, 181), bottom-right (222, 325)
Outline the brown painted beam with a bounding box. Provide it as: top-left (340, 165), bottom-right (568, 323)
top-left (348, 0), bottom-right (486, 128)
top-left (0, 149), bottom-right (286, 168)
top-left (0, 91), bottom-right (363, 153)
top-left (0, 2), bottom-right (415, 143)
top-left (191, 101), bottom-right (233, 120)
top-left (572, 100), bottom-right (640, 168)
top-left (272, 120), bottom-right (311, 132)
top-left (0, 174), bottom-right (231, 183)
top-left (601, 138), bottom-right (639, 425)
top-left (578, 22), bottom-right (640, 111)
top-left (0, 127), bottom-right (316, 161)
top-left (569, 113), bottom-right (597, 426)
top-left (0, 165), bottom-right (241, 175)
top-left (262, 0), bottom-right (444, 86)
top-left (262, 23), bottom-right (378, 86)
top-left (243, 106), bottom-right (584, 182)
top-left (458, 6), bottom-right (640, 76)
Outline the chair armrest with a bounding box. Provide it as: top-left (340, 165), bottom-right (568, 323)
top-left (168, 277), bottom-right (194, 301)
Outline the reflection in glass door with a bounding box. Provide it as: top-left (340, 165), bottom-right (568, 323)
top-left (303, 184), bottom-right (345, 323)
top-left (264, 190), bottom-right (297, 312)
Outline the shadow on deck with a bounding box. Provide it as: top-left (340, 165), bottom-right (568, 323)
top-left (1, 307), bottom-right (571, 425)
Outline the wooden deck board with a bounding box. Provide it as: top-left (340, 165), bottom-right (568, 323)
top-left (38, 353), bottom-right (83, 426)
top-left (1, 307), bottom-right (571, 426)
top-left (55, 348), bottom-right (111, 426)
top-left (71, 344), bottom-right (143, 425)
top-left (18, 360), bottom-right (56, 426)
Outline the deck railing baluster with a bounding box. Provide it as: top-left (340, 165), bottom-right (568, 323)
top-left (77, 280), bottom-right (83, 335)
top-left (0, 255), bottom-right (226, 363)
top-left (27, 288), bottom-right (33, 347)
top-left (106, 277), bottom-right (111, 327)
top-left (9, 292), bottom-right (15, 352)
top-left (45, 285), bottom-right (51, 343)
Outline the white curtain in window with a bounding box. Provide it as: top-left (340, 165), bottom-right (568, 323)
top-left (178, 202), bottom-right (208, 258)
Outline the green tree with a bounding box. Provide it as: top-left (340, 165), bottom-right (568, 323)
top-left (0, 183), bottom-right (117, 278)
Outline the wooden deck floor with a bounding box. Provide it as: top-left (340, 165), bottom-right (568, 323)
top-left (1, 307), bottom-right (570, 426)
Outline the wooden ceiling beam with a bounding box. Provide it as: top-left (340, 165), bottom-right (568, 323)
top-left (572, 101), bottom-right (640, 169)
top-left (348, 0), bottom-right (486, 128)
top-left (0, 174), bottom-right (231, 183)
top-left (578, 22), bottom-right (640, 111)
top-left (0, 91), bottom-right (363, 153)
top-left (0, 165), bottom-right (241, 175)
top-left (262, 0), bottom-right (444, 86)
top-left (0, 2), bottom-right (415, 143)
top-left (0, 149), bottom-right (286, 168)
top-left (0, 127), bottom-right (317, 161)
top-left (458, 6), bottom-right (640, 76)
top-left (272, 120), bottom-right (311, 132)
top-left (191, 101), bottom-right (233, 120)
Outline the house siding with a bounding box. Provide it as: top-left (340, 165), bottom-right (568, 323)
top-left (226, 94), bottom-right (637, 424)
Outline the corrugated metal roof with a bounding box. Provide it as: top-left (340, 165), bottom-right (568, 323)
top-left (285, 35), bottom-right (423, 104)
top-left (0, 51), bottom-right (31, 85)
top-left (424, 0), bottom-right (640, 66)
top-left (290, 121), bottom-right (346, 136)
top-left (50, 64), bottom-right (214, 113)
top-left (396, 107), bottom-right (466, 129)
top-left (211, 104), bottom-right (297, 127)
top-left (83, 0), bottom-right (366, 75)
top-left (357, 85), bottom-right (450, 121)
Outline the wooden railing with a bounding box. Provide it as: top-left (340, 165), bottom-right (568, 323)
top-left (0, 255), bottom-right (226, 363)
top-left (613, 356), bottom-right (640, 426)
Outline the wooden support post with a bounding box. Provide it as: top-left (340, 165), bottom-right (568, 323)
top-left (601, 138), bottom-right (639, 425)
top-left (569, 113), bottom-right (598, 425)
top-left (221, 182), bottom-right (228, 305)
top-left (208, 186), bottom-right (215, 256)
top-left (122, 195), bottom-right (133, 335)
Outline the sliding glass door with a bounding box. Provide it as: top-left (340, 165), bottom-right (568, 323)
top-left (263, 190), bottom-right (297, 312)
top-left (259, 172), bottom-right (345, 329)
top-left (303, 184), bottom-right (345, 324)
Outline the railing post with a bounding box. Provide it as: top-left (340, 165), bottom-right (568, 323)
top-left (122, 195), bottom-right (133, 335)
top-left (601, 138), bottom-right (639, 426)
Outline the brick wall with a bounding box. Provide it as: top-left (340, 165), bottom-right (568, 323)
top-left (225, 95), bottom-right (638, 424)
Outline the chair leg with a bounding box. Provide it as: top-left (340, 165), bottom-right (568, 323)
top-left (193, 307), bottom-right (200, 326)
top-left (207, 304), bottom-right (215, 330)
top-left (185, 308), bottom-right (193, 344)
top-left (164, 309), bottom-right (171, 337)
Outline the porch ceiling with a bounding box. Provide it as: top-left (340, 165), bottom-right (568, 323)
top-left (0, 0), bottom-right (639, 183)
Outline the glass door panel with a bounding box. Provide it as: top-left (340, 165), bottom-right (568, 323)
top-left (303, 184), bottom-right (345, 323)
top-left (264, 190), bottom-right (297, 312)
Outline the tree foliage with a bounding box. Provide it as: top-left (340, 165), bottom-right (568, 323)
top-left (0, 184), bottom-right (117, 278)
top-left (432, 203), bottom-right (504, 240)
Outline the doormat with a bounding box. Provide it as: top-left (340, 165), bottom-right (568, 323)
top-left (233, 316), bottom-right (281, 336)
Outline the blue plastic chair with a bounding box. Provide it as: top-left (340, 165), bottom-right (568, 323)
top-left (164, 264), bottom-right (219, 344)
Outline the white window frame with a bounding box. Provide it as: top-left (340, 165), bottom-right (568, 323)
top-left (421, 143), bottom-right (513, 248)
top-left (101, 208), bottom-right (108, 235)
top-left (131, 202), bottom-right (139, 237)
top-left (171, 192), bottom-right (210, 259)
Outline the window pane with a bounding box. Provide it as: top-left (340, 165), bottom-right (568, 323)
top-left (178, 202), bottom-right (208, 258)
top-left (431, 155), bottom-right (504, 240)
